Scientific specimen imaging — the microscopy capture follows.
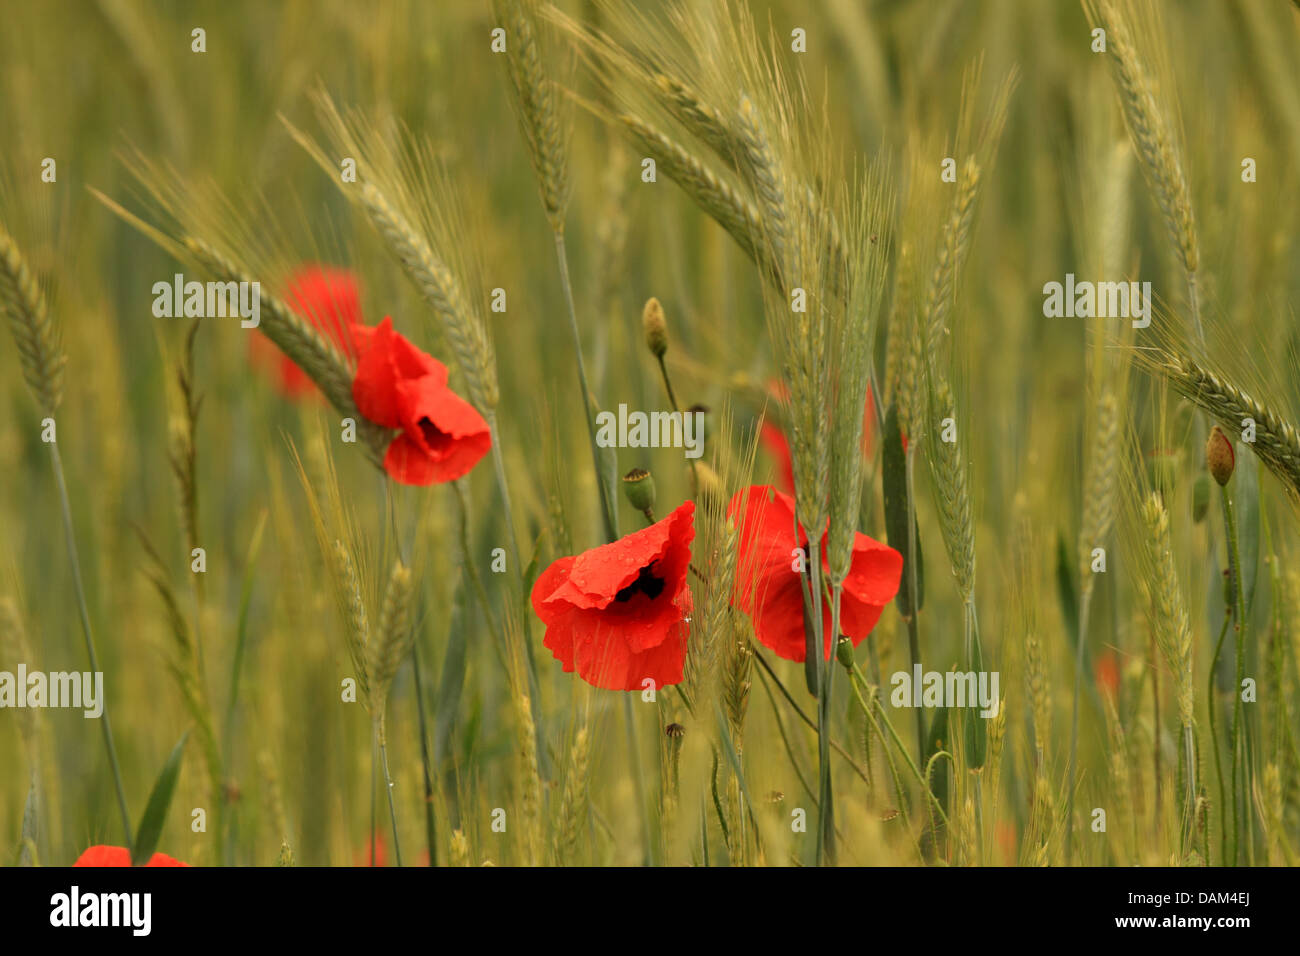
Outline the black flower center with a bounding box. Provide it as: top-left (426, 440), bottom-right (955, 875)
top-left (614, 563), bottom-right (666, 603)
top-left (418, 417), bottom-right (452, 453)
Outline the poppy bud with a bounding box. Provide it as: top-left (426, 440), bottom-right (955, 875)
top-left (835, 635), bottom-right (856, 670)
top-left (1192, 472), bottom-right (1210, 523)
top-left (642, 297), bottom-right (668, 358)
top-left (622, 467), bottom-right (656, 519)
top-left (664, 722), bottom-right (685, 739)
top-left (1206, 425), bottom-right (1235, 486)
top-left (688, 403), bottom-right (710, 447)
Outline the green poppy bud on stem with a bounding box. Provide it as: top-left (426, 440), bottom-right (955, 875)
top-left (1206, 425), bottom-right (1235, 486)
top-left (642, 297), bottom-right (668, 358)
top-left (622, 467), bottom-right (656, 521)
top-left (835, 635), bottom-right (855, 671)
top-left (688, 403), bottom-right (709, 448)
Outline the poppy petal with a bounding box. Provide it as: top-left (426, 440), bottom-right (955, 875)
top-left (531, 502), bottom-right (696, 690)
top-left (73, 845), bottom-right (189, 867)
top-left (353, 317), bottom-right (448, 428)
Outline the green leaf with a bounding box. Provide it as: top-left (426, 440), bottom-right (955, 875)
top-left (590, 399), bottom-right (621, 542)
top-left (522, 529), bottom-right (546, 597)
top-left (882, 404), bottom-right (924, 614)
top-left (132, 731), bottom-right (188, 866)
top-left (1056, 533), bottom-right (1079, 647)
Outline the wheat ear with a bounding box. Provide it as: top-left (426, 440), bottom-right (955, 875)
top-left (615, 111), bottom-right (767, 272)
top-left (513, 691), bottom-right (544, 865)
top-left (358, 185), bottom-right (498, 412)
top-left (1151, 350), bottom-right (1300, 501)
top-left (332, 540), bottom-right (371, 708)
top-left (1141, 491), bottom-right (1197, 850)
top-left (0, 227), bottom-right (65, 417)
top-left (1096, 0), bottom-right (1202, 347)
top-left (1141, 494), bottom-right (1194, 729)
top-left (367, 561), bottom-right (415, 721)
top-left (1078, 392), bottom-right (1120, 597)
top-left (496, 0), bottom-right (570, 232)
top-left (929, 377), bottom-right (975, 599)
top-left (924, 156), bottom-right (981, 353)
top-left (182, 237), bottom-right (391, 462)
top-left (553, 727), bottom-right (590, 864)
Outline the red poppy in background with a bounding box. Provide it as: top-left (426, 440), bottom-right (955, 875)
top-left (355, 835), bottom-right (389, 867)
top-left (759, 419), bottom-right (796, 498)
top-left (760, 381), bottom-right (876, 497)
top-left (1096, 648), bottom-right (1120, 704)
top-left (531, 501), bottom-right (696, 691)
top-left (353, 835), bottom-right (430, 867)
top-left (73, 845), bottom-right (189, 867)
top-left (728, 485), bottom-right (901, 662)
top-left (251, 266), bottom-right (366, 398)
top-left (995, 821), bottom-right (1017, 866)
top-left (352, 317), bottom-right (491, 486)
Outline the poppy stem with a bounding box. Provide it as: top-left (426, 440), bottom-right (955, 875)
top-left (377, 719), bottom-right (403, 867)
top-left (48, 441), bottom-right (133, 853)
top-left (1221, 485), bottom-right (1250, 865)
top-left (844, 673), bottom-right (919, 856)
top-left (552, 231), bottom-right (619, 542)
top-left (652, 354), bottom-right (697, 488)
top-left (1208, 609), bottom-right (1230, 863)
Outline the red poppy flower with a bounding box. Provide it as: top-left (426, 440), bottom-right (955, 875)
top-left (252, 266), bottom-right (367, 398)
top-left (531, 501), bottom-right (696, 691)
top-left (73, 845), bottom-right (190, 867)
top-left (352, 317), bottom-right (491, 486)
top-left (760, 382), bottom-right (875, 497)
top-left (728, 485), bottom-right (902, 662)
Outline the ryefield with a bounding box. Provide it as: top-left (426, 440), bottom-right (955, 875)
top-left (2, 0), bottom-right (1299, 868)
